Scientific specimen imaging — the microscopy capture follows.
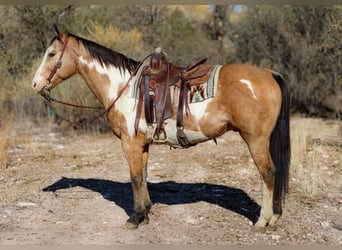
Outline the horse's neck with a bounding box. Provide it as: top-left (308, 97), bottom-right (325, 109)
top-left (77, 55), bottom-right (132, 108)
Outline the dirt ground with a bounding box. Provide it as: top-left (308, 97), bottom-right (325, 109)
top-left (0, 117), bottom-right (341, 245)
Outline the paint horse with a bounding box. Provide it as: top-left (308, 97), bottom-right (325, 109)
top-left (31, 27), bottom-right (290, 231)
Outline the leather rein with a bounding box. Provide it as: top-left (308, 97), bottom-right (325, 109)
top-left (39, 34), bottom-right (151, 126)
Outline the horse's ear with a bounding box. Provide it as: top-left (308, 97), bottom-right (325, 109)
top-left (53, 24), bottom-right (66, 41)
top-left (54, 24), bottom-right (60, 37)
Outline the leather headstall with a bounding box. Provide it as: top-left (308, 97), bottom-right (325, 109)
top-left (40, 35), bottom-right (70, 99)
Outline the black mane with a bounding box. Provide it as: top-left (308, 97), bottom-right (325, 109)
top-left (68, 33), bottom-right (140, 74)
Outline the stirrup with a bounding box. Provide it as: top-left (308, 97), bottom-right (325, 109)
top-left (152, 127), bottom-right (168, 143)
top-left (176, 127), bottom-right (194, 148)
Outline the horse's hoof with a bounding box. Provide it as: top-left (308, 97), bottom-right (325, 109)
top-left (140, 216), bottom-right (150, 225)
top-left (267, 224), bottom-right (277, 231)
top-left (125, 221), bottom-right (139, 230)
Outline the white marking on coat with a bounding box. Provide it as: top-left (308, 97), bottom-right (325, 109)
top-left (164, 99), bottom-right (212, 146)
top-left (116, 96), bottom-right (147, 137)
top-left (79, 56), bottom-right (142, 137)
top-left (79, 56), bottom-right (132, 101)
top-left (189, 98), bottom-right (212, 123)
top-left (239, 79), bottom-right (257, 100)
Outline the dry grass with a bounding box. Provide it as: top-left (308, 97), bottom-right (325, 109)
top-left (0, 121), bottom-right (59, 203)
top-left (87, 22), bottom-right (147, 59)
top-left (291, 118), bottom-right (310, 167)
top-left (0, 117), bottom-right (13, 169)
top-left (290, 116), bottom-right (342, 196)
top-left (0, 136), bottom-right (10, 169)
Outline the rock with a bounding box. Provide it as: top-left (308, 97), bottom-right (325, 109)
top-left (271, 234), bottom-right (281, 240)
top-left (0, 211), bottom-right (11, 224)
top-left (16, 201), bottom-right (37, 208)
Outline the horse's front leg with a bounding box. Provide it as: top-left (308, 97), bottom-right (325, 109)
top-left (121, 135), bottom-right (151, 229)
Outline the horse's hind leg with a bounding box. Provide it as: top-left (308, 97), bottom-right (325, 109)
top-left (121, 136), bottom-right (152, 229)
top-left (241, 133), bottom-right (279, 231)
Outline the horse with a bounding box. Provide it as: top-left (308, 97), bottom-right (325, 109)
top-left (31, 26), bottom-right (290, 232)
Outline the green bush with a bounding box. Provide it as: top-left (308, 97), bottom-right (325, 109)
top-left (232, 5), bottom-right (341, 118)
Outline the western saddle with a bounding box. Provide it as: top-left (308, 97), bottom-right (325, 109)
top-left (134, 47), bottom-right (213, 148)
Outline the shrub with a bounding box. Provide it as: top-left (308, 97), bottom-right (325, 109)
top-left (232, 5), bottom-right (341, 118)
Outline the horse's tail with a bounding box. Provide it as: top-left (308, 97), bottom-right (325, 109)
top-left (270, 72), bottom-right (291, 215)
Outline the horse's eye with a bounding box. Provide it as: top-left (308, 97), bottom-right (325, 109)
top-left (48, 52), bottom-right (56, 57)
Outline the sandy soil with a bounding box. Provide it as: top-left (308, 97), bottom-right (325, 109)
top-left (0, 117), bottom-right (341, 245)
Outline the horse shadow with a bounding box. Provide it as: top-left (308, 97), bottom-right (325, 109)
top-left (42, 177), bottom-right (261, 224)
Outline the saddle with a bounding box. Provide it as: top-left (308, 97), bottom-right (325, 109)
top-left (134, 47), bottom-right (213, 147)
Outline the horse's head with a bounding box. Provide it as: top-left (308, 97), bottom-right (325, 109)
top-left (32, 26), bottom-right (77, 94)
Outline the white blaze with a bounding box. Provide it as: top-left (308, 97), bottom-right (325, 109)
top-left (32, 47), bottom-right (53, 90)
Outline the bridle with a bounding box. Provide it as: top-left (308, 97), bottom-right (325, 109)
top-left (39, 35), bottom-right (69, 100)
top-left (38, 34), bottom-right (113, 125)
top-left (38, 36), bottom-right (154, 126)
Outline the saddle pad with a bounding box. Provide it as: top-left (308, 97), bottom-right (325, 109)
top-left (130, 60), bottom-right (150, 99)
top-left (189, 64), bottom-right (222, 103)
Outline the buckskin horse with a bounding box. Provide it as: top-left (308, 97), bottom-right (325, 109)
top-left (31, 27), bottom-right (290, 231)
